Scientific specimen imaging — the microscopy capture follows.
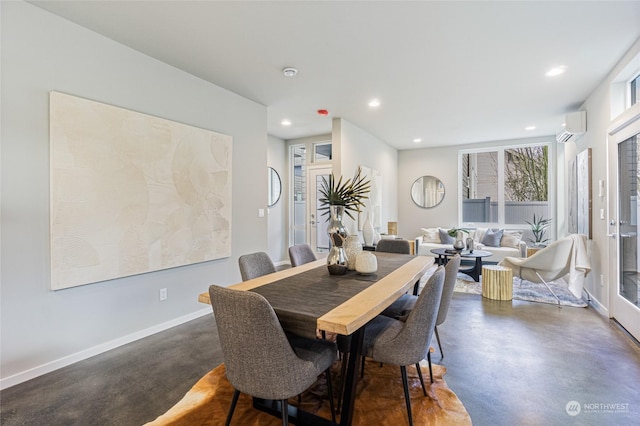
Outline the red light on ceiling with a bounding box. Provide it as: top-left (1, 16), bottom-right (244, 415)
top-left (317, 109), bottom-right (329, 116)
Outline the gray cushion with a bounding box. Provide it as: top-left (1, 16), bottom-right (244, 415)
top-left (439, 229), bottom-right (454, 244)
top-left (365, 267), bottom-right (445, 366)
top-left (481, 228), bottom-right (504, 247)
top-left (288, 244), bottom-right (317, 267)
top-left (208, 285), bottom-right (337, 400)
top-left (375, 239), bottom-right (411, 254)
top-left (238, 252), bottom-right (276, 281)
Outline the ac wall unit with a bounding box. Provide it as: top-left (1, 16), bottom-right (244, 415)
top-left (556, 111), bottom-right (587, 143)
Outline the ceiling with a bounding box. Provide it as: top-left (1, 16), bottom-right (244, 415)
top-left (30, 1), bottom-right (640, 150)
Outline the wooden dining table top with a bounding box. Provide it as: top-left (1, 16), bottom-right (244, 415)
top-left (199, 252), bottom-right (434, 336)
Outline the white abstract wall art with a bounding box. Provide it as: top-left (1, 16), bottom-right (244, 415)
top-left (358, 166), bottom-right (382, 231)
top-left (49, 91), bottom-right (232, 290)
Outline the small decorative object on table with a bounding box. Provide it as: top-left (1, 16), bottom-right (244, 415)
top-left (448, 228), bottom-right (469, 252)
top-left (344, 235), bottom-right (363, 271)
top-left (387, 221), bottom-right (398, 236)
top-left (319, 167), bottom-right (371, 275)
top-left (355, 251), bottom-right (378, 275)
top-left (466, 236), bottom-right (474, 253)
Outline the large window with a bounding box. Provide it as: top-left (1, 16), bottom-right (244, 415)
top-left (461, 144), bottom-right (550, 226)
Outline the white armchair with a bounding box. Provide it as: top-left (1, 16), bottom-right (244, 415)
top-left (499, 234), bottom-right (591, 304)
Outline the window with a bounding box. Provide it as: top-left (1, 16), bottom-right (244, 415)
top-left (461, 144), bottom-right (549, 226)
top-left (313, 142), bottom-right (332, 162)
top-left (631, 72), bottom-right (640, 106)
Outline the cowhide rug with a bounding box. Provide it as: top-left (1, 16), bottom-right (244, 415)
top-left (146, 360), bottom-right (471, 425)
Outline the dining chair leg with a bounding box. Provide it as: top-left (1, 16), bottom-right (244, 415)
top-left (325, 369), bottom-right (336, 422)
top-left (400, 366), bottom-right (414, 426)
top-left (281, 399), bottom-right (289, 426)
top-left (415, 363), bottom-right (427, 396)
top-left (225, 389), bottom-right (240, 426)
top-left (360, 355), bottom-right (365, 378)
top-left (427, 351), bottom-right (434, 383)
top-left (434, 326), bottom-right (443, 358)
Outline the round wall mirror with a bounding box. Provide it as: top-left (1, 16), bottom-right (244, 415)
top-left (411, 175), bottom-right (445, 208)
top-left (268, 167), bottom-right (282, 207)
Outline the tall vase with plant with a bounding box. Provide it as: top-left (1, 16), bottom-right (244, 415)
top-left (526, 214), bottom-right (551, 247)
top-left (319, 167), bottom-right (371, 274)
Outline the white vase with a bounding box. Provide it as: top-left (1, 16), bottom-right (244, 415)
top-left (362, 212), bottom-right (374, 246)
top-left (344, 235), bottom-right (363, 270)
top-left (355, 251), bottom-right (378, 275)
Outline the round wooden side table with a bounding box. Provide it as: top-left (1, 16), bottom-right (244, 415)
top-left (482, 265), bottom-right (513, 300)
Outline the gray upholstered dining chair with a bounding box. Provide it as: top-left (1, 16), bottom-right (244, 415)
top-left (368, 267), bottom-right (444, 425)
top-left (381, 255), bottom-right (461, 359)
top-left (375, 238), bottom-right (412, 254)
top-left (238, 251), bottom-right (276, 281)
top-left (288, 244), bottom-right (317, 267)
top-left (208, 284), bottom-right (337, 425)
top-left (336, 267), bottom-right (445, 425)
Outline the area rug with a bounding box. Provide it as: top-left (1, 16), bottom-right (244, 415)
top-left (145, 360), bottom-right (471, 425)
top-left (455, 274), bottom-right (588, 307)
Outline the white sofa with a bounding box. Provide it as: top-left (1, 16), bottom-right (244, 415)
top-left (415, 227), bottom-right (527, 263)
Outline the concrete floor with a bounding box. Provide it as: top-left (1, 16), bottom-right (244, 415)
top-left (1, 293), bottom-right (639, 425)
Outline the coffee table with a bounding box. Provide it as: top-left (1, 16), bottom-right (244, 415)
top-left (430, 248), bottom-right (492, 282)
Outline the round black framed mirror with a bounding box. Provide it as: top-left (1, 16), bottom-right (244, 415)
top-left (411, 175), bottom-right (445, 208)
top-left (268, 167), bottom-right (282, 207)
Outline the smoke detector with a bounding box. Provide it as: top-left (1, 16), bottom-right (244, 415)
top-left (282, 67), bottom-right (298, 77)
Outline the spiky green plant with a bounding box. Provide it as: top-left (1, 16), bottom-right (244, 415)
top-left (526, 214), bottom-right (551, 245)
top-left (318, 167), bottom-right (371, 220)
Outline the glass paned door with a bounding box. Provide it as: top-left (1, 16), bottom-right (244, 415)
top-left (611, 122), bottom-right (640, 341)
top-left (308, 166), bottom-right (332, 253)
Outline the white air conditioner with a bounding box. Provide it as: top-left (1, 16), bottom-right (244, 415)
top-left (556, 111), bottom-right (587, 143)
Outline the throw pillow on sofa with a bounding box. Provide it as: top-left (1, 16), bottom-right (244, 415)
top-left (501, 230), bottom-right (524, 248)
top-left (439, 228), bottom-right (455, 244)
top-left (481, 228), bottom-right (503, 247)
top-left (421, 227), bottom-right (441, 243)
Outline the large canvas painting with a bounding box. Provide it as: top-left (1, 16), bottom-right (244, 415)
top-left (50, 92), bottom-right (232, 290)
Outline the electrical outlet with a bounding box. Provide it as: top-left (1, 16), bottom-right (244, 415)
top-left (159, 288), bottom-right (167, 301)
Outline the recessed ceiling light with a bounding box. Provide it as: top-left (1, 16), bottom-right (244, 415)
top-left (545, 66), bottom-right (567, 77)
top-left (525, 126), bottom-right (536, 131)
top-left (368, 98), bottom-right (381, 108)
top-left (282, 67), bottom-right (298, 77)
top-left (281, 119), bottom-right (292, 126)
top-left (413, 138), bottom-right (422, 143)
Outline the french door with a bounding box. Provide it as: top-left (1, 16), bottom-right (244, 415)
top-left (609, 111), bottom-right (640, 341)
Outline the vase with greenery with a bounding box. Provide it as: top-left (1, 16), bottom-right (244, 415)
top-left (319, 168), bottom-right (371, 274)
top-left (526, 214), bottom-right (551, 246)
top-left (447, 227), bottom-right (469, 251)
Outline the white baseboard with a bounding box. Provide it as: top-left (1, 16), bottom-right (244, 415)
top-left (585, 290), bottom-right (609, 317)
top-left (0, 308), bottom-right (212, 391)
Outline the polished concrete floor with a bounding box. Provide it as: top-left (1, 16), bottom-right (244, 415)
top-left (1, 293), bottom-right (639, 425)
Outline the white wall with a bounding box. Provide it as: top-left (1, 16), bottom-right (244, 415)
top-left (1, 1), bottom-right (268, 388)
top-left (267, 135), bottom-right (287, 263)
top-left (332, 118), bottom-right (398, 234)
top-left (572, 37), bottom-right (640, 310)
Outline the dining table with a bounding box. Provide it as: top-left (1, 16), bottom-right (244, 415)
top-left (199, 251), bottom-right (434, 426)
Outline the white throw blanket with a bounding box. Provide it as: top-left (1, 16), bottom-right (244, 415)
top-left (499, 234), bottom-right (591, 298)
